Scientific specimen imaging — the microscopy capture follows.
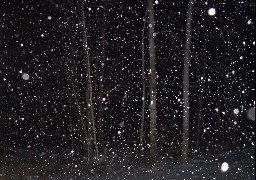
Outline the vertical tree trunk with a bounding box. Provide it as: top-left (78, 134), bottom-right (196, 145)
top-left (148, 0), bottom-right (157, 163)
top-left (196, 58), bottom-right (206, 152)
top-left (181, 0), bottom-right (193, 164)
top-left (140, 9), bottom-right (148, 154)
top-left (98, 0), bottom-right (106, 157)
top-left (80, 0), bottom-right (99, 169)
top-left (63, 59), bottom-right (87, 151)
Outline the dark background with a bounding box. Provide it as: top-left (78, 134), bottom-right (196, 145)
top-left (0, 0), bottom-right (255, 156)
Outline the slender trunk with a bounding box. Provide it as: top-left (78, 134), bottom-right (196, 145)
top-left (196, 58), bottom-right (206, 151)
top-left (62, 56), bottom-right (88, 151)
top-left (228, 77), bottom-right (236, 147)
top-left (215, 33), bottom-right (222, 146)
top-left (98, 0), bottom-right (106, 157)
top-left (80, 0), bottom-right (99, 168)
top-left (181, 0), bottom-right (193, 164)
top-left (226, 32), bottom-right (237, 148)
top-left (140, 9), bottom-right (148, 154)
top-left (148, 0), bottom-right (157, 163)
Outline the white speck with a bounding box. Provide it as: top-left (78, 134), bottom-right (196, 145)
top-left (88, 7), bottom-right (91, 11)
top-left (118, 131), bottom-right (121, 135)
top-left (21, 43), bottom-right (23, 47)
top-left (19, 70), bottom-right (23, 73)
top-left (247, 19), bottom-right (253, 25)
top-left (247, 107), bottom-right (255, 121)
top-left (253, 41), bottom-right (255, 46)
top-left (208, 8), bottom-right (216, 16)
top-left (103, 97), bottom-right (106, 102)
top-left (215, 108), bottom-right (219, 112)
top-left (233, 108), bottom-right (239, 115)
top-left (22, 73), bottom-right (30, 80)
top-left (155, 0), bottom-right (159, 4)
top-left (47, 16), bottom-right (52, 20)
top-left (151, 100), bottom-right (154, 105)
top-left (243, 41), bottom-right (246, 46)
top-left (240, 56), bottom-right (243, 60)
top-left (220, 162), bottom-right (229, 172)
top-left (232, 70), bottom-right (235, 75)
top-left (41, 34), bottom-right (44, 37)
top-left (119, 121), bottom-right (124, 127)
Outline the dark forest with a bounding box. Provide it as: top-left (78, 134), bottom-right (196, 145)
top-left (0, 0), bottom-right (255, 179)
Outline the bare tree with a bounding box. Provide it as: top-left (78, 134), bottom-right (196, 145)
top-left (48, 0), bottom-right (94, 167)
top-left (97, 0), bottom-right (107, 157)
top-left (80, 0), bottom-right (99, 169)
top-left (181, 0), bottom-right (193, 164)
top-left (49, 0), bottom-right (101, 169)
top-left (196, 56), bottom-right (206, 152)
top-left (148, 0), bottom-right (157, 163)
top-left (140, 9), bottom-right (148, 154)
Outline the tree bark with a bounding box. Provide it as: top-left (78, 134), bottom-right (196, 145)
top-left (98, 0), bottom-right (106, 157)
top-left (140, 9), bottom-right (148, 154)
top-left (80, 0), bottom-right (99, 169)
top-left (181, 0), bottom-right (193, 164)
top-left (196, 58), bottom-right (206, 152)
top-left (148, 0), bottom-right (157, 163)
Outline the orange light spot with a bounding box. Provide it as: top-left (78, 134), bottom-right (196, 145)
top-left (106, 92), bottom-right (110, 97)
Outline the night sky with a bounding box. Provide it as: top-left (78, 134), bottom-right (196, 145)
top-left (0, 0), bottom-right (255, 156)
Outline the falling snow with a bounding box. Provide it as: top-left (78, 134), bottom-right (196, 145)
top-left (0, 0), bottom-right (254, 179)
top-left (21, 73), bottom-right (30, 80)
top-left (208, 7), bottom-right (216, 16)
top-left (233, 108), bottom-right (240, 115)
top-left (220, 162), bottom-right (229, 172)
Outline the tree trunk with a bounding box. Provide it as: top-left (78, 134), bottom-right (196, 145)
top-left (80, 0), bottom-right (99, 169)
top-left (181, 0), bottom-right (193, 164)
top-left (196, 58), bottom-right (206, 152)
top-left (98, 0), bottom-right (106, 157)
top-left (140, 9), bottom-right (148, 154)
top-left (148, 0), bottom-right (157, 163)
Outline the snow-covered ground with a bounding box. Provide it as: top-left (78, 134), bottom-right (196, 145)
top-left (0, 145), bottom-right (254, 179)
top-left (99, 146), bottom-right (255, 180)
